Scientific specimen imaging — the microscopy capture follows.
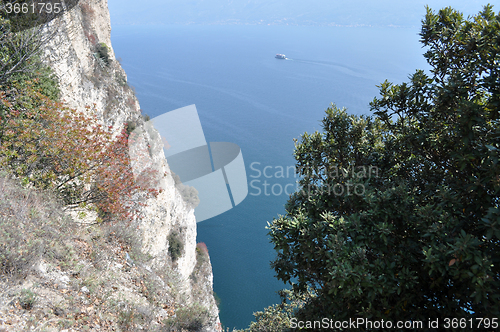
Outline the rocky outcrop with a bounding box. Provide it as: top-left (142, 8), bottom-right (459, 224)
top-left (0, 172), bottom-right (219, 331)
top-left (42, 0), bottom-right (138, 128)
top-left (30, 0), bottom-right (220, 330)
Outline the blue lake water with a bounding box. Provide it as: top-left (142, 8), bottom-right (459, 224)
top-left (110, 24), bottom-right (429, 329)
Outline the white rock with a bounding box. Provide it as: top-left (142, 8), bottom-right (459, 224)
top-left (59, 276), bottom-right (70, 284)
top-left (40, 0), bottom-right (221, 329)
top-left (35, 260), bottom-right (47, 275)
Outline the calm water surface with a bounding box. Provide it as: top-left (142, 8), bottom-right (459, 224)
top-left (111, 24), bottom-right (428, 329)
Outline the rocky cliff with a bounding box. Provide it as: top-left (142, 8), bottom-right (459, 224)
top-left (0, 0), bottom-right (220, 330)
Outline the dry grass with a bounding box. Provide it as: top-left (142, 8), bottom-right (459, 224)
top-left (0, 171), bottom-right (74, 278)
top-left (0, 172), bottom-right (214, 331)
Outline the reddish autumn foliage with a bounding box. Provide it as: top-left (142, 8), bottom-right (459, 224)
top-left (84, 30), bottom-right (97, 46)
top-left (0, 84), bottom-right (158, 223)
top-left (196, 242), bottom-right (209, 256)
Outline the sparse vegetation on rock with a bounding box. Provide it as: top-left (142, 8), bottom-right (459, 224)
top-left (0, 1), bottom-right (220, 330)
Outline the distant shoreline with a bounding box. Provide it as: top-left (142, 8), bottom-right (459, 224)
top-left (110, 21), bottom-right (417, 28)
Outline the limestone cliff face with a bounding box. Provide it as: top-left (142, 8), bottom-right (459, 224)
top-left (43, 0), bottom-right (137, 128)
top-left (41, 0), bottom-right (220, 329)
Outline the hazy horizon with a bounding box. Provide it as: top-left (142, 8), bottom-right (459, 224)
top-left (108, 0), bottom-right (490, 27)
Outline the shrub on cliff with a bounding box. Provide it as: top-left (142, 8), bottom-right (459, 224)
top-left (96, 42), bottom-right (111, 66)
top-left (164, 302), bottom-right (211, 331)
top-left (168, 230), bottom-right (184, 261)
top-left (0, 83), bottom-right (159, 222)
top-left (0, 13), bottom-right (59, 86)
top-left (6, 65), bottom-right (60, 101)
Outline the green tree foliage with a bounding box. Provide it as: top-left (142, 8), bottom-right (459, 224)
top-left (234, 289), bottom-right (312, 332)
top-left (7, 65), bottom-right (60, 101)
top-left (267, 5), bottom-right (500, 322)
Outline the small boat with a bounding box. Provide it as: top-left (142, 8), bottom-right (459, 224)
top-left (275, 54), bottom-right (286, 59)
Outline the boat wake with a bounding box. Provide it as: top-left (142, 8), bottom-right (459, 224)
top-left (285, 58), bottom-right (367, 77)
